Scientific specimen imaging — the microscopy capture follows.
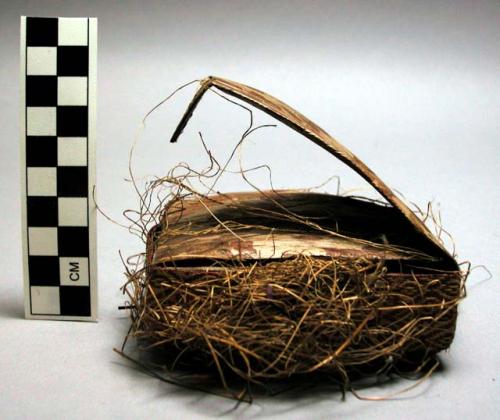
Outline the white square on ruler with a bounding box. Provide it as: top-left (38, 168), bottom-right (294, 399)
top-left (27, 167), bottom-right (57, 196)
top-left (31, 286), bottom-right (60, 315)
top-left (27, 107), bottom-right (56, 136)
top-left (58, 197), bottom-right (88, 226)
top-left (28, 227), bottom-right (58, 256)
top-left (27, 47), bottom-right (57, 75)
top-left (58, 137), bottom-right (87, 166)
top-left (58, 18), bottom-right (88, 46)
top-left (59, 257), bottom-right (89, 286)
top-left (57, 77), bottom-right (87, 106)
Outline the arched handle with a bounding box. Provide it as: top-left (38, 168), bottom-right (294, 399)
top-left (170, 76), bottom-right (452, 260)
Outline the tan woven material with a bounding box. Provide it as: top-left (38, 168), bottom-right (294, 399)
top-left (123, 77), bottom-right (466, 395)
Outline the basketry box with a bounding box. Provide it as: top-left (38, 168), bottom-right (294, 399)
top-left (134, 77), bottom-right (464, 384)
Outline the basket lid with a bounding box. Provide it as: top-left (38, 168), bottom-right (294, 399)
top-left (153, 190), bottom-right (431, 264)
top-left (169, 76), bottom-right (455, 264)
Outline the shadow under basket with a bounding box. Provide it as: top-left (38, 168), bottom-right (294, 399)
top-left (126, 76), bottom-right (466, 391)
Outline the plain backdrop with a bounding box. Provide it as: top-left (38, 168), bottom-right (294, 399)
top-left (1, 1), bottom-right (499, 419)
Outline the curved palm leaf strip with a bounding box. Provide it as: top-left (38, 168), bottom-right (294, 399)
top-left (170, 76), bottom-right (453, 263)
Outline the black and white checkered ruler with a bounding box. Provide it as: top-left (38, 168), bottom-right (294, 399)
top-left (20, 17), bottom-right (97, 321)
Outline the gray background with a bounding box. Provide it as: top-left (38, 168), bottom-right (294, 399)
top-left (1, 0), bottom-right (499, 418)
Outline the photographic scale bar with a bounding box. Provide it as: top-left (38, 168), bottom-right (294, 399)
top-left (20, 16), bottom-right (97, 321)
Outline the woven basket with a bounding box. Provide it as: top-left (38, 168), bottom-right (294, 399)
top-left (132, 77), bottom-right (464, 387)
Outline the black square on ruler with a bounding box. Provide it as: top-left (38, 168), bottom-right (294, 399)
top-left (26, 17), bottom-right (58, 46)
top-left (57, 106), bottom-right (88, 136)
top-left (57, 46), bottom-right (88, 76)
top-left (26, 76), bottom-right (57, 106)
top-left (27, 197), bottom-right (58, 227)
top-left (58, 227), bottom-right (89, 257)
top-left (26, 136), bottom-right (57, 166)
top-left (60, 286), bottom-right (91, 316)
top-left (57, 167), bottom-right (88, 197)
top-left (28, 256), bottom-right (60, 286)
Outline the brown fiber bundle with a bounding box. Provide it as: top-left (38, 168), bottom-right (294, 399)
top-left (120, 77), bottom-right (467, 400)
